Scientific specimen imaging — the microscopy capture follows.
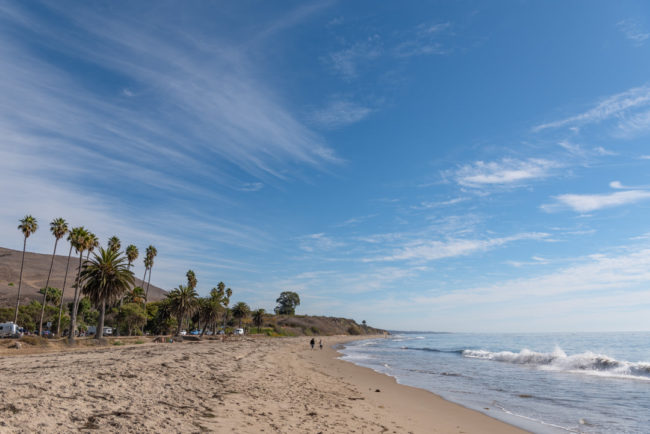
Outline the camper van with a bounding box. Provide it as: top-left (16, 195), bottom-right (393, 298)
top-left (0, 322), bottom-right (23, 338)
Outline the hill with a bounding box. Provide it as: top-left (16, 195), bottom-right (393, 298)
top-left (263, 314), bottom-right (385, 336)
top-left (0, 247), bottom-right (168, 306)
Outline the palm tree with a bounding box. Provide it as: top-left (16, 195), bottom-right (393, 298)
top-left (231, 302), bottom-right (250, 328)
top-left (144, 245), bottom-right (157, 303)
top-left (67, 226), bottom-right (90, 342)
top-left (167, 284), bottom-right (198, 335)
top-left (186, 269), bottom-right (197, 290)
top-left (85, 233), bottom-right (99, 260)
top-left (56, 230), bottom-right (76, 336)
top-left (125, 245), bottom-right (139, 270)
top-left (14, 215), bottom-right (38, 323)
top-left (252, 308), bottom-right (265, 332)
top-left (124, 286), bottom-right (146, 304)
top-left (121, 245), bottom-right (138, 308)
top-left (81, 247), bottom-right (134, 339)
top-left (107, 236), bottom-right (121, 253)
top-left (222, 285), bottom-right (232, 329)
top-left (38, 218), bottom-right (68, 336)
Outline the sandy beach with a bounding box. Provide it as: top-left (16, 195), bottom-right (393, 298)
top-left (0, 336), bottom-right (526, 433)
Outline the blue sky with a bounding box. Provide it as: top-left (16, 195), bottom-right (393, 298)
top-left (2, 1), bottom-right (650, 332)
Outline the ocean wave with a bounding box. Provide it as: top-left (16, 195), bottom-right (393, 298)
top-left (402, 346), bottom-right (465, 354)
top-left (462, 347), bottom-right (650, 380)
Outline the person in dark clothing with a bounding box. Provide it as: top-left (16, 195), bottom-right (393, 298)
top-left (319, 339), bottom-right (323, 350)
top-left (310, 337), bottom-right (315, 350)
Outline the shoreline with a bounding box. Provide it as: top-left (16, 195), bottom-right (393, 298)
top-left (0, 335), bottom-right (529, 433)
top-left (303, 335), bottom-right (528, 434)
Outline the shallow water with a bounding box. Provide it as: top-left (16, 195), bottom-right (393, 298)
top-left (340, 332), bottom-right (650, 433)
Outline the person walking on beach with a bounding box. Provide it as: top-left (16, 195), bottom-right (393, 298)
top-left (310, 337), bottom-right (315, 350)
top-left (319, 339), bottom-right (323, 350)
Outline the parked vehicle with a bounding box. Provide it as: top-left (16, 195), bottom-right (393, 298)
top-left (87, 326), bottom-right (113, 336)
top-left (180, 330), bottom-right (187, 336)
top-left (234, 328), bottom-right (244, 335)
top-left (0, 322), bottom-right (23, 338)
top-left (190, 330), bottom-right (200, 335)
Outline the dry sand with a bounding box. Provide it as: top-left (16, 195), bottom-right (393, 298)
top-left (0, 336), bottom-right (527, 433)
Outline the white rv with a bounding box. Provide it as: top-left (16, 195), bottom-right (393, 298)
top-left (0, 322), bottom-right (23, 338)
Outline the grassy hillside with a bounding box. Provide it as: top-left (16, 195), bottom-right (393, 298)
top-left (256, 314), bottom-right (385, 336)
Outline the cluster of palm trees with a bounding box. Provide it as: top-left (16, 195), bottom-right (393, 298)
top-left (13, 215), bottom-right (157, 341)
top-left (12, 214), bottom-right (269, 340)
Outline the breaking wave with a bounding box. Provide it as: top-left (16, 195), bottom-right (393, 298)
top-left (462, 347), bottom-right (650, 380)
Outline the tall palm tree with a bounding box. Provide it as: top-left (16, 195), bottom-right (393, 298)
top-left (167, 284), bottom-right (198, 335)
top-left (14, 215), bottom-right (38, 323)
top-left (67, 227), bottom-right (90, 342)
top-left (252, 308), bottom-right (265, 332)
top-left (85, 233), bottom-right (99, 260)
top-left (222, 285), bottom-right (232, 329)
top-left (38, 218), bottom-right (68, 336)
top-left (107, 236), bottom-right (121, 253)
top-left (120, 245), bottom-right (139, 308)
top-left (231, 302), bottom-right (250, 328)
top-left (81, 247), bottom-right (134, 339)
top-left (144, 245), bottom-right (157, 303)
top-left (186, 269), bottom-right (197, 290)
top-left (56, 230), bottom-right (76, 336)
top-left (125, 245), bottom-right (139, 270)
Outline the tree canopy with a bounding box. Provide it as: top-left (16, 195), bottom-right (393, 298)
top-left (274, 291), bottom-right (300, 315)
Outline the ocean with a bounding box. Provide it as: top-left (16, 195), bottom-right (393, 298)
top-left (339, 332), bottom-right (650, 433)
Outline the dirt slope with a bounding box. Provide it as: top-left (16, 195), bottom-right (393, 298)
top-left (0, 247), bottom-right (167, 306)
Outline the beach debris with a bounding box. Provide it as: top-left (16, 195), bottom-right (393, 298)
top-left (375, 389), bottom-right (381, 392)
top-left (9, 341), bottom-right (21, 349)
top-left (347, 397), bottom-right (365, 400)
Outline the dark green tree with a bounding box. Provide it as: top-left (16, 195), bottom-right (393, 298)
top-left (252, 308), bottom-right (265, 332)
top-left (232, 301), bottom-right (250, 328)
top-left (274, 291), bottom-right (300, 315)
top-left (81, 247), bottom-right (135, 339)
top-left (167, 284), bottom-right (198, 335)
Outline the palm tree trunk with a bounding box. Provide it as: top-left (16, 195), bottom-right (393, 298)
top-left (68, 252), bottom-right (84, 343)
top-left (96, 300), bottom-right (105, 340)
top-left (141, 267), bottom-right (148, 308)
top-left (120, 261), bottom-right (132, 308)
top-left (176, 312), bottom-right (183, 336)
top-left (38, 238), bottom-right (59, 336)
top-left (13, 237), bottom-right (27, 324)
top-left (56, 244), bottom-right (74, 336)
top-left (145, 266), bottom-right (153, 303)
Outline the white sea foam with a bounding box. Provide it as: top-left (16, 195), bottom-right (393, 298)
top-left (462, 347), bottom-right (650, 380)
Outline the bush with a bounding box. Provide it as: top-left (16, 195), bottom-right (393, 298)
top-left (347, 325), bottom-right (361, 335)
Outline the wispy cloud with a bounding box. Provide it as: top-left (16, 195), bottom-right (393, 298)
top-left (393, 22), bottom-right (452, 57)
top-left (325, 35), bottom-right (382, 79)
top-left (236, 182), bottom-right (264, 192)
top-left (544, 190), bottom-right (650, 213)
top-left (617, 19), bottom-right (650, 46)
top-left (310, 98), bottom-right (374, 128)
top-left (366, 232), bottom-right (548, 263)
top-left (533, 85), bottom-right (650, 132)
top-left (452, 158), bottom-right (560, 188)
top-left (298, 233), bottom-right (345, 253)
top-left (411, 197), bottom-right (468, 209)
